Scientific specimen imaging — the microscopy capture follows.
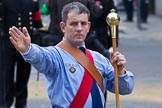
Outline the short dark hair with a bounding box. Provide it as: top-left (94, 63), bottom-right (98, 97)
top-left (61, 2), bottom-right (90, 22)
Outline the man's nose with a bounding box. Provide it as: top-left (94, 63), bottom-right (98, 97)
top-left (76, 23), bottom-right (82, 31)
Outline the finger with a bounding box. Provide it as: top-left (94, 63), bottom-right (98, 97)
top-left (117, 59), bottom-right (124, 65)
top-left (111, 52), bottom-right (124, 63)
top-left (117, 55), bottom-right (124, 61)
top-left (12, 26), bottom-right (22, 36)
top-left (111, 54), bottom-right (119, 63)
top-left (22, 27), bottom-right (30, 37)
top-left (9, 36), bottom-right (17, 46)
top-left (110, 52), bottom-right (113, 59)
top-left (9, 26), bottom-right (20, 38)
top-left (9, 28), bottom-right (18, 41)
top-left (110, 52), bottom-right (116, 62)
top-left (111, 52), bottom-right (119, 59)
top-left (117, 56), bottom-right (126, 66)
top-left (113, 56), bottom-right (119, 64)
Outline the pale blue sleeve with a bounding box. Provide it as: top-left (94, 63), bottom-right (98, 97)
top-left (21, 44), bottom-right (54, 74)
top-left (118, 70), bottom-right (134, 95)
top-left (107, 70), bottom-right (135, 95)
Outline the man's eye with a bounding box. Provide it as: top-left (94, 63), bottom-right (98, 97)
top-left (81, 22), bottom-right (87, 26)
top-left (70, 21), bottom-right (87, 26)
top-left (70, 22), bottom-right (78, 26)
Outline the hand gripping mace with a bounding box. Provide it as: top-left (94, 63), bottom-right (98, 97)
top-left (106, 9), bottom-right (120, 108)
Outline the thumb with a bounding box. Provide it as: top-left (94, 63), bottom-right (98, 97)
top-left (109, 52), bottom-right (114, 64)
top-left (22, 27), bottom-right (30, 37)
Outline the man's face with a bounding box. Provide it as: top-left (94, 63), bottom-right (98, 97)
top-left (60, 12), bottom-right (91, 46)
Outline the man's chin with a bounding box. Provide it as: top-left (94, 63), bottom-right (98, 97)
top-left (74, 40), bottom-right (83, 45)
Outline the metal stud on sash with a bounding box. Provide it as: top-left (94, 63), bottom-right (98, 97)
top-left (106, 9), bottom-right (120, 108)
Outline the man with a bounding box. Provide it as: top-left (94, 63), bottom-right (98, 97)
top-left (9, 2), bottom-right (134, 108)
top-left (1, 0), bottom-right (43, 108)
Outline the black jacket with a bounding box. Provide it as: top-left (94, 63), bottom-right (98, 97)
top-left (2, 0), bottom-right (42, 35)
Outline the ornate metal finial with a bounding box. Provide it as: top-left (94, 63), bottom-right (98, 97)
top-left (106, 9), bottom-right (120, 26)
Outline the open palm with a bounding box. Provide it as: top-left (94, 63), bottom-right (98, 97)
top-left (9, 26), bottom-right (31, 53)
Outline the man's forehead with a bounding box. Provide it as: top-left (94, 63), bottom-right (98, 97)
top-left (67, 12), bottom-right (88, 21)
top-left (68, 12), bottom-right (88, 18)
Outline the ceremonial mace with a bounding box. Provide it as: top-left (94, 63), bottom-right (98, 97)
top-left (106, 9), bottom-right (120, 108)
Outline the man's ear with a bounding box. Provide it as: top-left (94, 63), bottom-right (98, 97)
top-left (87, 21), bottom-right (91, 33)
top-left (60, 22), bottom-right (66, 33)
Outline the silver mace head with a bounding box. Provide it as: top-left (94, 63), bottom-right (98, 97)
top-left (106, 9), bottom-right (120, 26)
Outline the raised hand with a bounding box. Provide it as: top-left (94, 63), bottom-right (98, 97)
top-left (9, 26), bottom-right (31, 53)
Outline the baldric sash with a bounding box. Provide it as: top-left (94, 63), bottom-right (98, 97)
top-left (57, 40), bottom-right (104, 92)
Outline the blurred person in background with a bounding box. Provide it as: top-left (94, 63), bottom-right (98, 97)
top-left (86, 0), bottom-right (118, 58)
top-left (123, 0), bottom-right (134, 22)
top-left (140, 0), bottom-right (149, 23)
top-left (1, 0), bottom-right (43, 108)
